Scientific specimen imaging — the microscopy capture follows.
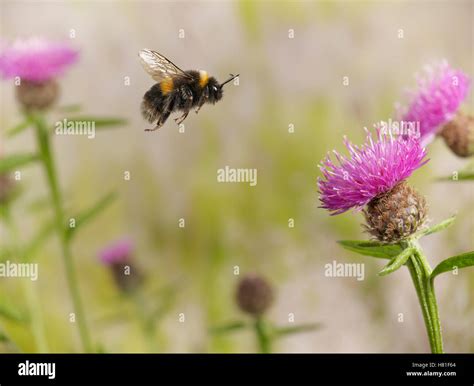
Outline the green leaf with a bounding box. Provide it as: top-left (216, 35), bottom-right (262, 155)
top-left (64, 117), bottom-right (127, 130)
top-left (338, 240), bottom-right (403, 259)
top-left (66, 192), bottom-right (117, 239)
top-left (416, 216), bottom-right (456, 238)
top-left (437, 171), bottom-right (474, 181)
top-left (273, 323), bottom-right (323, 337)
top-left (457, 172), bottom-right (474, 180)
top-left (0, 153), bottom-right (40, 174)
top-left (6, 118), bottom-right (32, 137)
top-left (209, 321), bottom-right (248, 335)
top-left (378, 247), bottom-right (414, 276)
top-left (431, 251), bottom-right (474, 281)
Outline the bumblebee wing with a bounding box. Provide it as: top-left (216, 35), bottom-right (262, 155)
top-left (138, 49), bottom-right (192, 82)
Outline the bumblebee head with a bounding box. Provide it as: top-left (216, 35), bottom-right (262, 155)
top-left (207, 77), bottom-right (223, 103)
top-left (208, 74), bottom-right (239, 104)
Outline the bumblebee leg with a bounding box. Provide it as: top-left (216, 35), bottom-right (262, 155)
top-left (174, 110), bottom-right (189, 125)
top-left (173, 86), bottom-right (193, 125)
top-left (195, 88), bottom-right (209, 114)
top-left (158, 110), bottom-right (171, 126)
top-left (195, 101), bottom-right (204, 114)
top-left (145, 125), bottom-right (161, 132)
top-left (144, 95), bottom-right (173, 131)
top-left (145, 110), bottom-right (171, 131)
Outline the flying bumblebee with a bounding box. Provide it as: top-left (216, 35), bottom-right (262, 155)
top-left (138, 49), bottom-right (239, 131)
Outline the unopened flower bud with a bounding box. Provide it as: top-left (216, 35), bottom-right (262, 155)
top-left (109, 261), bottom-right (142, 293)
top-left (236, 274), bottom-right (274, 316)
top-left (439, 113), bottom-right (474, 157)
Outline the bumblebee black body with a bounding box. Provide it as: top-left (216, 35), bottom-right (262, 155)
top-left (138, 49), bottom-right (238, 131)
top-left (141, 70), bottom-right (223, 130)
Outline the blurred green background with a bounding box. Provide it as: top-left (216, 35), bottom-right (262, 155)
top-left (0, 0), bottom-right (473, 353)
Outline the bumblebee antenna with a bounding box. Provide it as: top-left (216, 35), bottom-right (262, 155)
top-left (220, 73), bottom-right (239, 88)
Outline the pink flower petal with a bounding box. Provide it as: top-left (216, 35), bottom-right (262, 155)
top-left (318, 129), bottom-right (428, 214)
top-left (99, 239), bottom-right (134, 265)
top-left (398, 60), bottom-right (470, 145)
top-left (0, 37), bottom-right (78, 82)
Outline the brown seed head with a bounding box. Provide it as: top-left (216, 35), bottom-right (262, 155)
top-left (363, 181), bottom-right (427, 243)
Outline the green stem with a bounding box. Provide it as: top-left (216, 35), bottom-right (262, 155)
top-left (414, 243), bottom-right (443, 353)
top-left (32, 113), bottom-right (92, 352)
top-left (406, 256), bottom-right (435, 351)
top-left (407, 240), bottom-right (444, 353)
top-left (254, 318), bottom-right (271, 353)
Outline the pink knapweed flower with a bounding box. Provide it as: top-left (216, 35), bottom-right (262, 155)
top-left (0, 37), bottom-right (78, 82)
top-left (99, 239), bottom-right (134, 265)
top-left (99, 239), bottom-right (143, 292)
top-left (318, 129), bottom-right (428, 215)
top-left (398, 60), bottom-right (470, 146)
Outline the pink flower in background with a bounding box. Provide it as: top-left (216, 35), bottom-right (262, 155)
top-left (0, 37), bottom-right (78, 82)
top-left (99, 238), bottom-right (143, 292)
top-left (398, 60), bottom-right (470, 146)
top-left (99, 239), bottom-right (134, 265)
top-left (318, 129), bottom-right (428, 215)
